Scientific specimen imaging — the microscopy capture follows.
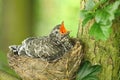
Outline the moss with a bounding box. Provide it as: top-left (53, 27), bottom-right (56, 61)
top-left (78, 4), bottom-right (120, 79)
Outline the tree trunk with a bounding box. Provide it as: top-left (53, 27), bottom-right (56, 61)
top-left (77, 0), bottom-right (120, 80)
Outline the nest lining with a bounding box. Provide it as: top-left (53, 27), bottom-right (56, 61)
top-left (8, 40), bottom-right (83, 80)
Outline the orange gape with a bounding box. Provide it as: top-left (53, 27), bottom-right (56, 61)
top-left (60, 21), bottom-right (67, 34)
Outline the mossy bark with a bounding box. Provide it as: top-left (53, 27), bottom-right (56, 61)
top-left (77, 0), bottom-right (120, 80)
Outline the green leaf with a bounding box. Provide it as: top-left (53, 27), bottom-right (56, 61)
top-left (85, 0), bottom-right (95, 10)
top-left (108, 0), bottom-right (120, 13)
top-left (115, 9), bottom-right (120, 17)
top-left (76, 61), bottom-right (91, 79)
top-left (95, 9), bottom-right (110, 25)
top-left (76, 61), bottom-right (102, 80)
top-left (80, 10), bottom-right (94, 27)
top-left (105, 0), bottom-right (120, 21)
top-left (80, 10), bottom-right (89, 19)
top-left (89, 23), bottom-right (105, 40)
top-left (0, 51), bottom-right (21, 79)
top-left (100, 25), bottom-right (112, 38)
top-left (100, 0), bottom-right (107, 3)
top-left (89, 22), bottom-right (112, 40)
top-left (82, 0), bottom-right (120, 40)
top-left (82, 76), bottom-right (99, 80)
top-left (82, 14), bottom-right (94, 27)
top-left (93, 0), bottom-right (120, 40)
top-left (88, 65), bottom-right (102, 76)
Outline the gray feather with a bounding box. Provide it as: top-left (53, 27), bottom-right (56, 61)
top-left (9, 24), bottom-right (73, 62)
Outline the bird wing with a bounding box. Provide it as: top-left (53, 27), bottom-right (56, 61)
top-left (22, 37), bottom-right (65, 61)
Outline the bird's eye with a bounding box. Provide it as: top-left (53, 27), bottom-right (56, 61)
top-left (55, 31), bottom-right (58, 34)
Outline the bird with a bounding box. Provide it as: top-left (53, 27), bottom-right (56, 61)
top-left (9, 22), bottom-right (73, 62)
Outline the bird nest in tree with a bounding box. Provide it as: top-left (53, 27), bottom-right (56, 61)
top-left (8, 39), bottom-right (83, 80)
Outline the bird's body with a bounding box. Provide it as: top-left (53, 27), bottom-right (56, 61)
top-left (9, 22), bottom-right (73, 62)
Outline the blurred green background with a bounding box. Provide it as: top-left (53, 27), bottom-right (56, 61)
top-left (0, 0), bottom-right (80, 78)
top-left (0, 0), bottom-right (80, 53)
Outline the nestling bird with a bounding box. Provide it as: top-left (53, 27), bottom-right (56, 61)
top-left (9, 22), bottom-right (73, 62)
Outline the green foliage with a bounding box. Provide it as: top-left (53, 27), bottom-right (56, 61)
top-left (89, 22), bottom-right (108, 40)
top-left (0, 70), bottom-right (20, 80)
top-left (80, 0), bottom-right (120, 40)
top-left (100, 0), bottom-right (107, 3)
top-left (85, 0), bottom-right (95, 10)
top-left (95, 9), bottom-right (110, 25)
top-left (76, 61), bottom-right (102, 80)
top-left (0, 51), bottom-right (21, 79)
top-left (115, 9), bottom-right (120, 16)
top-left (80, 10), bottom-right (94, 27)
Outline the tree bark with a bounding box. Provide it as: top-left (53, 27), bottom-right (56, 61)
top-left (77, 0), bottom-right (120, 80)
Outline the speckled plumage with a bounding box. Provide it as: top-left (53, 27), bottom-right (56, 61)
top-left (9, 22), bottom-right (73, 62)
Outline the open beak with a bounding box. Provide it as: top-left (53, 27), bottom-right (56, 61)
top-left (59, 21), bottom-right (69, 35)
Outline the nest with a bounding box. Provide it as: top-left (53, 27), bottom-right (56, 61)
top-left (7, 39), bottom-right (83, 80)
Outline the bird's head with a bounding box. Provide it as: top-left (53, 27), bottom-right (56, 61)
top-left (49, 21), bottom-right (70, 42)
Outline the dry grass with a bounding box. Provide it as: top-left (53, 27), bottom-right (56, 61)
top-left (8, 39), bottom-right (84, 80)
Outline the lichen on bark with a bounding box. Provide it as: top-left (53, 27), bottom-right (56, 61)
top-left (77, 0), bottom-right (120, 80)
